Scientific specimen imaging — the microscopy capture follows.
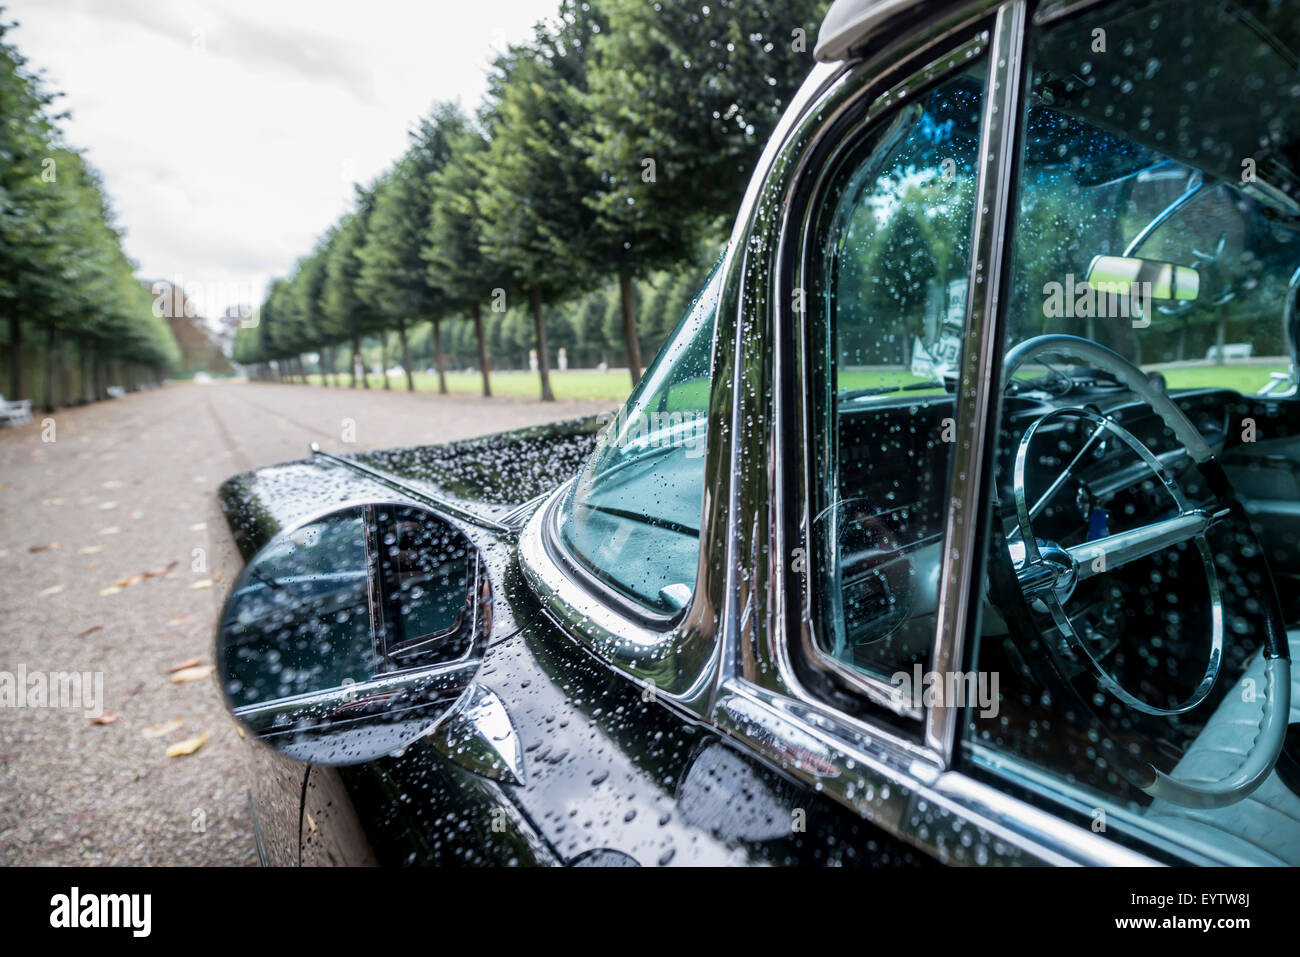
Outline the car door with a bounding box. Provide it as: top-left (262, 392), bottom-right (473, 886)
top-left (713, 0), bottom-right (1155, 865)
top-left (747, 0), bottom-right (1300, 867)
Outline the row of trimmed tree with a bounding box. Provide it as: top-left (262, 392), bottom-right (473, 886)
top-left (234, 0), bottom-right (828, 399)
top-left (0, 14), bottom-right (181, 411)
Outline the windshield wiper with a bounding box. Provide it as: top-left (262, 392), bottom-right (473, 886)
top-left (575, 501), bottom-right (699, 538)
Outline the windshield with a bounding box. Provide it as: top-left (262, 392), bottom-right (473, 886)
top-left (557, 259), bottom-right (722, 615)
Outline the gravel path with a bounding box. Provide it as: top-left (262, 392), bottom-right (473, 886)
top-left (0, 380), bottom-right (618, 865)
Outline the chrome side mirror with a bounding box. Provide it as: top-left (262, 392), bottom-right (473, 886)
top-left (216, 502), bottom-right (489, 764)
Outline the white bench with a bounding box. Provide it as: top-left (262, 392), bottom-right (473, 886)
top-left (1206, 342), bottom-right (1253, 360)
top-left (0, 395), bottom-right (32, 427)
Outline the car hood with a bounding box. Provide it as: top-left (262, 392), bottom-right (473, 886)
top-left (216, 414), bottom-right (604, 563)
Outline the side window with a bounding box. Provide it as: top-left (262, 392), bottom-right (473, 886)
top-left (807, 62), bottom-right (986, 695)
top-left (557, 261), bottom-right (720, 616)
top-left (970, 0), bottom-right (1300, 864)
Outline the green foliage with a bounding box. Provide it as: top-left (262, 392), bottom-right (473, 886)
top-left (237, 0), bottom-right (832, 387)
top-left (585, 0), bottom-right (829, 225)
top-left (0, 15), bottom-right (180, 398)
top-left (359, 104), bottom-right (467, 329)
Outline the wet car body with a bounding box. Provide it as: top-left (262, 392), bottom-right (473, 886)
top-left (218, 422), bottom-right (931, 866)
top-left (217, 0), bottom-right (1300, 866)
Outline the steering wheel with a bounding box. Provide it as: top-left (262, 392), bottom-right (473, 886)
top-left (1000, 335), bottom-right (1291, 809)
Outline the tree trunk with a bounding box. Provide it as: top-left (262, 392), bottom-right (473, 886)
top-left (618, 270), bottom-right (643, 388)
top-left (398, 319), bottom-right (415, 392)
top-left (350, 337), bottom-right (361, 388)
top-left (530, 287), bottom-right (555, 402)
top-left (60, 332), bottom-right (73, 405)
top-left (43, 323), bottom-right (57, 413)
top-left (1214, 318), bottom-right (1227, 365)
top-left (8, 314), bottom-right (23, 402)
top-left (79, 337), bottom-right (91, 404)
top-left (379, 336), bottom-right (390, 390)
top-left (431, 318), bottom-right (447, 395)
top-left (471, 301), bottom-right (492, 397)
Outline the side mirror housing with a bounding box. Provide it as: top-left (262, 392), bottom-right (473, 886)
top-left (217, 502), bottom-right (490, 764)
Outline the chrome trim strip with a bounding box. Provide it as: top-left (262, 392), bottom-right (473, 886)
top-left (232, 659), bottom-right (479, 733)
top-left (309, 443), bottom-right (513, 533)
top-left (926, 0), bottom-right (1028, 758)
top-left (713, 678), bottom-right (1153, 865)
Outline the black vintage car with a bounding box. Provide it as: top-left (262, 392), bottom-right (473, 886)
top-left (215, 0), bottom-right (1300, 866)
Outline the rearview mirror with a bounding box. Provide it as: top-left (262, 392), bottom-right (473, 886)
top-left (216, 502), bottom-right (490, 764)
top-left (1086, 254), bottom-right (1200, 302)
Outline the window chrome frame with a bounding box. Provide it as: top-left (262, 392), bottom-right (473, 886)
top-left (789, 32), bottom-right (994, 723)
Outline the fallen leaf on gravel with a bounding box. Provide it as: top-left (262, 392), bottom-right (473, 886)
top-left (98, 502), bottom-right (117, 510)
top-left (74, 625), bottom-right (103, 638)
top-left (40, 584), bottom-right (66, 596)
top-left (213, 569), bottom-right (223, 582)
top-left (28, 542), bottom-right (60, 553)
top-left (142, 717), bottom-right (183, 739)
top-left (190, 522), bottom-right (207, 531)
top-left (113, 574), bottom-right (144, 588)
top-left (84, 562), bottom-right (98, 570)
top-left (98, 527), bottom-right (120, 535)
top-left (98, 586), bottom-right (122, 597)
top-left (235, 725), bottom-right (245, 739)
top-left (165, 613), bottom-right (195, 627)
top-left (78, 545), bottom-right (107, 555)
top-left (90, 713), bottom-right (118, 725)
top-left (42, 497), bottom-right (62, 506)
top-left (169, 664), bottom-right (214, 683)
top-left (189, 579), bottom-right (213, 590)
top-left (102, 480), bottom-right (122, 489)
top-left (165, 730), bottom-right (209, 757)
top-left (143, 561), bottom-right (178, 579)
top-left (168, 656), bottom-right (204, 673)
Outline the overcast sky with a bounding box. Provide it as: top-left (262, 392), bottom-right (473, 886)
top-left (8, 0), bottom-right (559, 323)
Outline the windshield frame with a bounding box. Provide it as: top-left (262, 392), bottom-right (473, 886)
top-left (550, 259), bottom-right (722, 623)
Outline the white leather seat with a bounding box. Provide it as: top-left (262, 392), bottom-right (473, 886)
top-left (1145, 634), bottom-right (1300, 865)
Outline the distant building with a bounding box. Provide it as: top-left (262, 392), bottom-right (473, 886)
top-left (143, 280), bottom-right (234, 376)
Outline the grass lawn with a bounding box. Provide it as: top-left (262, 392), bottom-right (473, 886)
top-left (304, 369), bottom-right (635, 402)
top-left (295, 361), bottom-right (1290, 405)
top-left (1155, 363), bottom-right (1289, 394)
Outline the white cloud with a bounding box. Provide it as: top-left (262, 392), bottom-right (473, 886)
top-left (9, 0), bottom-right (557, 322)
